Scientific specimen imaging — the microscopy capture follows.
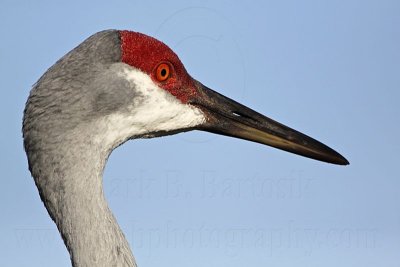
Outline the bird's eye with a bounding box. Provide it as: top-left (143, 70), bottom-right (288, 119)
top-left (155, 63), bottom-right (171, 82)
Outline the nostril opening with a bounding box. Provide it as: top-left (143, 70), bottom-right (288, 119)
top-left (233, 110), bottom-right (250, 119)
top-left (232, 110), bottom-right (258, 123)
top-left (232, 112), bottom-right (241, 117)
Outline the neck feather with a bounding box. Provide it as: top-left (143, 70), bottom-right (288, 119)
top-left (27, 133), bottom-right (137, 267)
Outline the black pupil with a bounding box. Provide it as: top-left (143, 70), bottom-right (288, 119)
top-left (160, 68), bottom-right (167, 77)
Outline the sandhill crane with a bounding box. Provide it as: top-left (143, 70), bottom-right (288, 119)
top-left (23, 30), bottom-right (348, 267)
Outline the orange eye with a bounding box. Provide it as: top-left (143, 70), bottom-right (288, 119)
top-left (155, 63), bottom-right (171, 82)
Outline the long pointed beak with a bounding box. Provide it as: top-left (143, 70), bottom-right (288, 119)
top-left (189, 81), bottom-right (349, 165)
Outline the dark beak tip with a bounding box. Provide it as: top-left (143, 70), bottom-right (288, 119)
top-left (338, 157), bottom-right (350, 166)
top-left (327, 152), bottom-right (349, 166)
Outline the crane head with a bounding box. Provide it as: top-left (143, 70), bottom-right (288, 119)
top-left (24, 30), bottom-right (348, 165)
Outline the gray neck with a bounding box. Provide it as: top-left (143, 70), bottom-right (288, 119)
top-left (28, 133), bottom-right (136, 267)
top-left (22, 30), bottom-right (137, 266)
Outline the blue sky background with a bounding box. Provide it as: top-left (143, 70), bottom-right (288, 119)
top-left (1, 0), bottom-right (399, 266)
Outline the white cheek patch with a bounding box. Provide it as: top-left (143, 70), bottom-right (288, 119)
top-left (97, 65), bottom-right (206, 148)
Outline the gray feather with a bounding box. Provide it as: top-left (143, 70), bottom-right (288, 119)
top-left (23, 30), bottom-right (137, 267)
